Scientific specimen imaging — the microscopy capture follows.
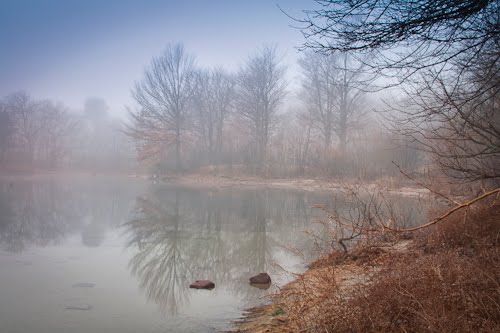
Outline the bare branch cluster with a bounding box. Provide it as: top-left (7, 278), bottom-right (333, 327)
top-left (298, 0), bottom-right (499, 82)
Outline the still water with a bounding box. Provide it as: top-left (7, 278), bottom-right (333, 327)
top-left (0, 176), bottom-right (427, 333)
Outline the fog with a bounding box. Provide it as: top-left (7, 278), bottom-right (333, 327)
top-left (0, 0), bottom-right (309, 116)
top-left (1, 1), bottom-right (496, 182)
top-left (0, 1), bottom-right (419, 177)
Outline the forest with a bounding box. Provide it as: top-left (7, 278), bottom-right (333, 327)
top-left (1, 45), bottom-right (421, 180)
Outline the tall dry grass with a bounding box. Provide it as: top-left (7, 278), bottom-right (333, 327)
top-left (273, 196), bottom-right (500, 332)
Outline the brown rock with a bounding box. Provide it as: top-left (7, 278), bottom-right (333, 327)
top-left (189, 280), bottom-right (215, 290)
top-left (249, 272), bottom-right (271, 284)
top-left (249, 282), bottom-right (271, 290)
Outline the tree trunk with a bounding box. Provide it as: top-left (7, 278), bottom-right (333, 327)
top-left (175, 125), bottom-right (181, 174)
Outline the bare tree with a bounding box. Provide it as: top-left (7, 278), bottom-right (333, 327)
top-left (334, 52), bottom-right (367, 151)
top-left (387, 66), bottom-right (500, 183)
top-left (192, 67), bottom-right (234, 167)
top-left (1, 92), bottom-right (78, 169)
top-left (299, 51), bottom-right (367, 152)
top-left (0, 102), bottom-right (14, 163)
top-left (128, 43), bottom-right (196, 172)
top-left (5, 92), bottom-right (42, 165)
top-left (299, 51), bottom-right (337, 149)
top-left (298, 0), bottom-right (499, 183)
top-left (235, 45), bottom-right (288, 173)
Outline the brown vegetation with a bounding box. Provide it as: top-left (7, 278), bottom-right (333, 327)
top-left (233, 198), bottom-right (500, 332)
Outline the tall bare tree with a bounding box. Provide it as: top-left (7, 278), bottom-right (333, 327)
top-left (299, 51), bottom-right (367, 151)
top-left (236, 45), bottom-right (288, 173)
top-left (192, 67), bottom-right (234, 166)
top-left (5, 92), bottom-right (42, 165)
top-left (299, 51), bottom-right (337, 149)
top-left (128, 43), bottom-right (196, 172)
top-left (0, 102), bottom-right (14, 163)
top-left (334, 52), bottom-right (367, 151)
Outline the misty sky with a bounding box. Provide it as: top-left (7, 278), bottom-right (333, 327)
top-left (0, 0), bottom-right (314, 117)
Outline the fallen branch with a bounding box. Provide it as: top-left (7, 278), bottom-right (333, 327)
top-left (383, 188), bottom-right (500, 232)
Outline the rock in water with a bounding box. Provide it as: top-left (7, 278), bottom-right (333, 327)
top-left (189, 280), bottom-right (215, 289)
top-left (249, 273), bottom-right (271, 284)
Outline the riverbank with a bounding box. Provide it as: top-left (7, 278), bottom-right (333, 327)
top-left (0, 170), bottom-right (431, 197)
top-left (230, 199), bottom-right (500, 332)
top-left (158, 173), bottom-right (431, 197)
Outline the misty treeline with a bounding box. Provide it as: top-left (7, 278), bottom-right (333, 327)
top-left (126, 0), bottom-right (498, 184)
top-left (0, 93), bottom-right (133, 172)
top-left (0, 46), bottom-right (417, 179)
top-left (2, 0), bottom-right (497, 184)
top-left (127, 43), bottom-right (419, 179)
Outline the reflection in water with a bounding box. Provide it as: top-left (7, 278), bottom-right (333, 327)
top-left (0, 177), bottom-right (142, 252)
top-left (0, 178), bottom-right (428, 331)
top-left (123, 186), bottom-right (322, 316)
top-left (125, 190), bottom-right (192, 315)
top-left (0, 181), bottom-right (69, 252)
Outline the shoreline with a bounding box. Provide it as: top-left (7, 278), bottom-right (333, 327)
top-left (0, 171), bottom-right (431, 197)
top-left (228, 197), bottom-right (500, 333)
top-left (228, 239), bottom-right (413, 333)
top-left (161, 174), bottom-right (431, 197)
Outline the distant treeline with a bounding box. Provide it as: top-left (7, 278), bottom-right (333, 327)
top-left (0, 93), bottom-right (134, 172)
top-left (0, 45), bottom-right (423, 179)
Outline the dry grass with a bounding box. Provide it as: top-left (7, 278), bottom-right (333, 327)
top-left (234, 200), bottom-right (500, 333)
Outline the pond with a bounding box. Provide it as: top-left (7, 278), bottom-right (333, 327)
top-left (0, 176), bottom-right (428, 333)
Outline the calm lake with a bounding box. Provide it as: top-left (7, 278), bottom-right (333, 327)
top-left (0, 176), bottom-right (427, 333)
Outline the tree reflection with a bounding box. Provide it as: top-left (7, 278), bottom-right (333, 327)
top-left (123, 186), bottom-right (323, 315)
top-left (125, 190), bottom-right (194, 315)
top-left (0, 178), bottom-right (140, 252)
top-left (0, 182), bottom-right (69, 251)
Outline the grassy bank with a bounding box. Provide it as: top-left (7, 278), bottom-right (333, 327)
top-left (233, 197), bottom-right (500, 332)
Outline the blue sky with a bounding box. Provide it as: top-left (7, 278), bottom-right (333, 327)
top-left (0, 0), bottom-right (314, 116)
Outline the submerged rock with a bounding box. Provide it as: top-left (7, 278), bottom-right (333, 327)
top-left (249, 273), bottom-right (271, 285)
top-left (189, 280), bottom-right (215, 290)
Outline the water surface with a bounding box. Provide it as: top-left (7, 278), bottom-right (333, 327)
top-left (0, 176), bottom-right (427, 332)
